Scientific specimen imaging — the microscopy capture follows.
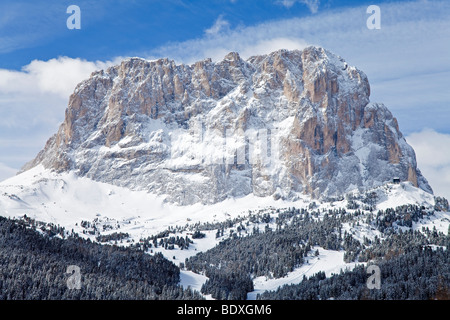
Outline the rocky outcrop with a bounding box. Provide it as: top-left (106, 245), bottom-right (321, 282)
top-left (22, 46), bottom-right (432, 204)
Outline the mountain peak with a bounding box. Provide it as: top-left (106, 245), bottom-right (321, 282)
top-left (224, 51), bottom-right (241, 61)
top-left (21, 47), bottom-right (432, 205)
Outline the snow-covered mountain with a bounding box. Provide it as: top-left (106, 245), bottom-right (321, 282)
top-left (2, 46), bottom-right (448, 299)
top-left (21, 46), bottom-right (431, 205)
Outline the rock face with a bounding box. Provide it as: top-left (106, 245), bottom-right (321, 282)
top-left (22, 46), bottom-right (432, 204)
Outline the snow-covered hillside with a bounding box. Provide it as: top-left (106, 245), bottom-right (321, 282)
top-left (1, 164), bottom-right (447, 298)
top-left (0, 165), bottom-right (306, 239)
top-left (1, 165), bottom-right (439, 242)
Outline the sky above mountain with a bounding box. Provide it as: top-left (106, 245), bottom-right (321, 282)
top-left (0, 0), bottom-right (449, 200)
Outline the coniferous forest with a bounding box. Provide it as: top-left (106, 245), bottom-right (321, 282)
top-left (184, 205), bottom-right (450, 300)
top-left (258, 245), bottom-right (450, 300)
top-left (0, 201), bottom-right (449, 300)
top-left (0, 215), bottom-right (202, 300)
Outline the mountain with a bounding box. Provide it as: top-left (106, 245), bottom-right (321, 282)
top-left (1, 46), bottom-right (449, 300)
top-left (22, 46), bottom-right (431, 205)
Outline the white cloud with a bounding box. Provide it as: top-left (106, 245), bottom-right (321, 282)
top-left (239, 37), bottom-right (308, 58)
top-left (0, 56), bottom-right (119, 170)
top-left (407, 129), bottom-right (450, 201)
top-left (0, 57), bottom-right (116, 99)
top-left (199, 37), bottom-right (308, 63)
top-left (148, 20), bottom-right (313, 64)
top-left (205, 15), bottom-right (230, 35)
top-left (23, 58), bottom-right (113, 98)
top-left (277, 0), bottom-right (320, 13)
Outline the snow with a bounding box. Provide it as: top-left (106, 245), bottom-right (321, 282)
top-left (341, 219), bottom-right (381, 243)
top-left (1, 166), bottom-right (439, 242)
top-left (1, 164), bottom-right (448, 298)
top-left (152, 229), bottom-right (222, 266)
top-left (376, 181), bottom-right (435, 211)
top-left (179, 270), bottom-right (209, 294)
top-left (0, 165), bottom-right (310, 243)
top-left (413, 210), bottom-right (450, 235)
top-left (247, 246), bottom-right (364, 300)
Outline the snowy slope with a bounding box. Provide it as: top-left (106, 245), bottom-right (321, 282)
top-left (2, 165), bottom-right (437, 242)
top-left (0, 165), bottom-right (310, 243)
top-left (1, 164), bottom-right (447, 298)
top-left (247, 247), bottom-right (364, 300)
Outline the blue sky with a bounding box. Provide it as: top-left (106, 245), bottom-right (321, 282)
top-left (0, 0), bottom-right (384, 69)
top-left (0, 0), bottom-right (450, 199)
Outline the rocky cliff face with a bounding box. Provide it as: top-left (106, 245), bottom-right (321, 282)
top-left (23, 46), bottom-right (432, 204)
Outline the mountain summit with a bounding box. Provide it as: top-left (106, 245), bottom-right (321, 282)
top-left (22, 46), bottom-right (432, 205)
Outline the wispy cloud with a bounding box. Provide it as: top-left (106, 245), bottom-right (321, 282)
top-left (0, 1), bottom-right (67, 54)
top-left (205, 15), bottom-right (230, 35)
top-left (277, 0), bottom-right (320, 13)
